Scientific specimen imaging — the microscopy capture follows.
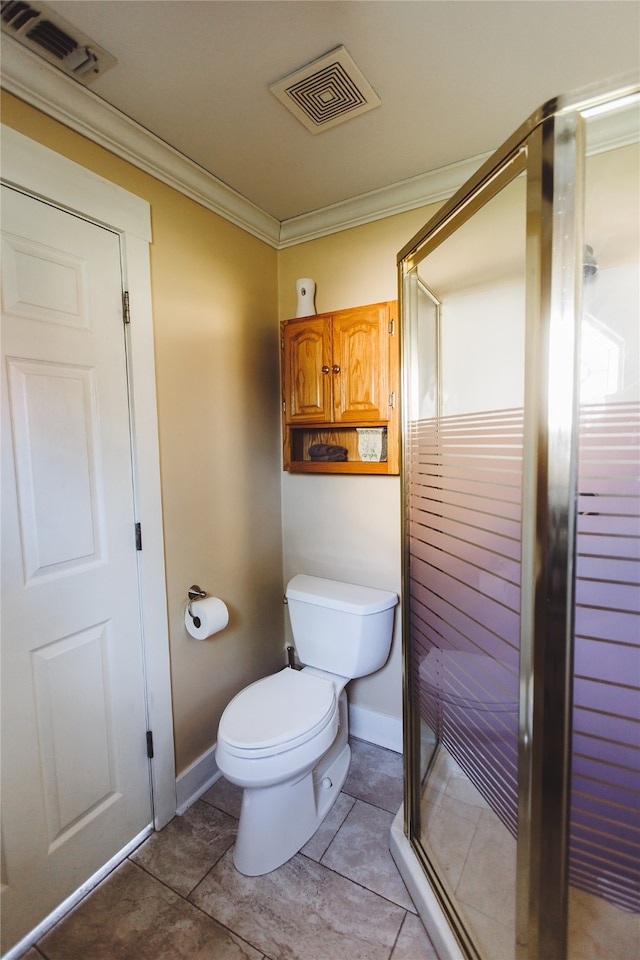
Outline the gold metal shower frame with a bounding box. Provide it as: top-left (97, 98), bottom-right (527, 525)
top-left (397, 75), bottom-right (640, 960)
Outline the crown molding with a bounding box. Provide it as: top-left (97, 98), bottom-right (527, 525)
top-left (1, 39), bottom-right (281, 247)
top-left (3, 40), bottom-right (636, 250)
top-left (277, 153), bottom-right (492, 247)
top-left (280, 88), bottom-right (640, 245)
top-left (1, 38), bottom-right (488, 249)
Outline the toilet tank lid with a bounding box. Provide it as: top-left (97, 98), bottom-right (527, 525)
top-left (286, 575), bottom-right (398, 615)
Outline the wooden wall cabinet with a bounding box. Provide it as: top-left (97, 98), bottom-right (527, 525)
top-left (281, 301), bottom-right (399, 474)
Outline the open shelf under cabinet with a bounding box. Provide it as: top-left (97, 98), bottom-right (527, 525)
top-left (284, 424), bottom-right (398, 475)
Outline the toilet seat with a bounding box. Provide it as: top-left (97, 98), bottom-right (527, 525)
top-left (218, 668), bottom-right (337, 759)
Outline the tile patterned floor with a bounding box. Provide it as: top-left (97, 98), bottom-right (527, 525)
top-left (421, 747), bottom-right (640, 960)
top-left (20, 739), bottom-right (438, 960)
top-left (421, 747), bottom-right (516, 960)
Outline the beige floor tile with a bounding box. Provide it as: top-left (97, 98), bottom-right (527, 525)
top-left (39, 860), bottom-right (263, 960)
top-left (437, 789), bottom-right (486, 826)
top-left (454, 810), bottom-right (516, 927)
top-left (422, 781), bottom-right (445, 809)
top-left (344, 737), bottom-right (404, 813)
top-left (421, 749), bottom-right (455, 806)
top-left (420, 795), bottom-right (441, 835)
top-left (422, 805), bottom-right (477, 892)
top-left (321, 799), bottom-right (415, 911)
top-left (130, 799), bottom-right (237, 896)
top-left (444, 769), bottom-right (491, 810)
top-left (21, 736), bottom-right (637, 960)
top-left (432, 745), bottom-right (462, 781)
top-left (569, 885), bottom-right (640, 960)
top-left (390, 912), bottom-right (439, 960)
top-left (458, 900), bottom-right (515, 960)
top-left (421, 749), bottom-right (485, 834)
top-left (190, 846), bottom-right (405, 960)
top-left (301, 791), bottom-right (355, 861)
top-left (202, 774), bottom-right (243, 819)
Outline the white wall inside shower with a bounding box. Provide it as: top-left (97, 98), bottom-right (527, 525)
top-left (440, 283), bottom-right (525, 416)
top-left (582, 264), bottom-right (640, 404)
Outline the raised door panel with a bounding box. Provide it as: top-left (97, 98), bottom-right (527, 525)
top-left (332, 304), bottom-right (389, 422)
top-left (1, 186), bottom-right (151, 952)
top-left (282, 317), bottom-right (332, 423)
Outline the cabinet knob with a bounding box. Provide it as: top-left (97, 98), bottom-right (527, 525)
top-left (321, 365), bottom-right (330, 374)
top-left (332, 364), bottom-right (341, 374)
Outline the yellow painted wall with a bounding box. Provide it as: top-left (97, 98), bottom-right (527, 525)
top-left (1, 92), bottom-right (285, 774)
top-left (278, 208), bottom-right (442, 722)
top-left (2, 88), bottom-right (449, 764)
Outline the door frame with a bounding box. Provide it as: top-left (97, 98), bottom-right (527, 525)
top-left (1, 124), bottom-right (176, 831)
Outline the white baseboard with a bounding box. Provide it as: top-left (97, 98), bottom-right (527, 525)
top-left (348, 703), bottom-right (403, 753)
top-left (175, 704), bottom-right (402, 815)
top-left (175, 744), bottom-right (221, 814)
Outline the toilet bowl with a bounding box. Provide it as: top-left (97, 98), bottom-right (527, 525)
top-left (216, 667), bottom-right (342, 789)
top-left (217, 666), bottom-right (351, 876)
top-left (215, 575), bottom-right (397, 876)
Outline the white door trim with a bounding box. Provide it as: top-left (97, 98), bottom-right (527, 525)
top-left (1, 124), bottom-right (176, 829)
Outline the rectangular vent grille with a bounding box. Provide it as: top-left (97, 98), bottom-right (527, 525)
top-left (28, 19), bottom-right (77, 59)
top-left (270, 46), bottom-right (381, 134)
top-left (1, 0), bottom-right (116, 83)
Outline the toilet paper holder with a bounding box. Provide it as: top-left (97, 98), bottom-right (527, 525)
top-left (187, 585), bottom-right (207, 628)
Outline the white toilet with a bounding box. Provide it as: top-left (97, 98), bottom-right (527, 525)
top-left (215, 574), bottom-right (398, 876)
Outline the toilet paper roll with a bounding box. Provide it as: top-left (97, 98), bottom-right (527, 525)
top-left (184, 597), bottom-right (229, 640)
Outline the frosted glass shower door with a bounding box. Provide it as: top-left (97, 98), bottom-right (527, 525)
top-left (399, 75), bottom-right (640, 960)
top-left (567, 99), bottom-right (640, 956)
top-left (403, 165), bottom-right (527, 960)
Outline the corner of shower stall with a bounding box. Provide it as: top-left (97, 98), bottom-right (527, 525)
top-left (393, 75), bottom-right (640, 960)
top-left (390, 804), bottom-right (469, 960)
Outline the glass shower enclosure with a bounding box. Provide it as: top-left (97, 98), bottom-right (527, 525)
top-left (392, 77), bottom-right (639, 960)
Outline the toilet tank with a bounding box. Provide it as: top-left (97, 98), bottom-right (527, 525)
top-left (285, 575), bottom-right (398, 679)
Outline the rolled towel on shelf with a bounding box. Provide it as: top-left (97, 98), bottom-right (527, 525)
top-left (308, 443), bottom-right (348, 462)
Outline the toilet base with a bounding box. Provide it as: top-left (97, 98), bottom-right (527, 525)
top-left (233, 710), bottom-right (351, 876)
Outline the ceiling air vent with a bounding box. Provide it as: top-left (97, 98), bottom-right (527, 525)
top-left (1, 0), bottom-right (117, 84)
top-left (269, 46), bottom-right (381, 134)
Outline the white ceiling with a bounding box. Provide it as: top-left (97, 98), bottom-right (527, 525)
top-left (11, 1), bottom-right (640, 222)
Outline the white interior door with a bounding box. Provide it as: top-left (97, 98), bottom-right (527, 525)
top-left (1, 185), bottom-right (153, 953)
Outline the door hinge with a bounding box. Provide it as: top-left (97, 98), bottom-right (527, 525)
top-left (282, 400), bottom-right (286, 413)
top-left (281, 335), bottom-right (285, 349)
top-left (389, 392), bottom-right (396, 408)
top-left (146, 730), bottom-right (154, 759)
top-left (135, 522), bottom-right (142, 551)
top-left (388, 318), bottom-right (395, 336)
top-left (123, 290), bottom-right (131, 324)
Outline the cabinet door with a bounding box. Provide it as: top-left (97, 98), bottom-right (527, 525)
top-left (281, 317), bottom-right (332, 423)
top-left (332, 304), bottom-right (390, 422)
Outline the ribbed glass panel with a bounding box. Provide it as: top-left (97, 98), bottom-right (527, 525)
top-left (571, 401), bottom-right (640, 912)
top-left (409, 400), bottom-right (640, 914)
top-left (409, 407), bottom-right (522, 836)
